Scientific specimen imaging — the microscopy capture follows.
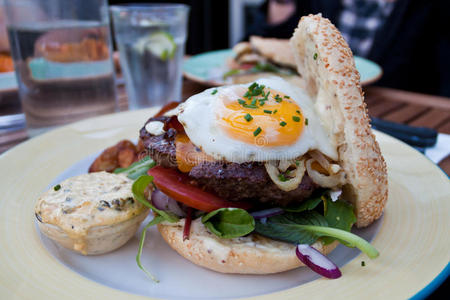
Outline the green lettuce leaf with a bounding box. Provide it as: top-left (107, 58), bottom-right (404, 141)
top-left (201, 208), bottom-right (255, 239)
top-left (255, 210), bottom-right (378, 259)
top-left (322, 196), bottom-right (357, 245)
top-left (114, 156), bottom-right (156, 180)
top-left (223, 62), bottom-right (295, 79)
top-left (136, 215), bottom-right (164, 283)
top-left (255, 211), bottom-right (327, 245)
top-left (132, 175), bottom-right (179, 223)
top-left (283, 196), bottom-right (322, 212)
top-left (251, 62), bottom-right (296, 75)
top-left (222, 69), bottom-right (241, 79)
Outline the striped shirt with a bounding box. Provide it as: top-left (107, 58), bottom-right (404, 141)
top-left (338, 0), bottom-right (396, 57)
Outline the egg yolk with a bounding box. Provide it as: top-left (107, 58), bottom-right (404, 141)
top-left (218, 85), bottom-right (305, 147)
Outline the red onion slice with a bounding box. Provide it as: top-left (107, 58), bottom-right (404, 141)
top-left (296, 244), bottom-right (342, 279)
top-left (183, 207), bottom-right (193, 241)
top-left (151, 189), bottom-right (186, 217)
top-left (251, 207), bottom-right (284, 219)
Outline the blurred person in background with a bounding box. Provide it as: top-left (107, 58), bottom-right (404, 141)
top-left (246, 0), bottom-right (450, 97)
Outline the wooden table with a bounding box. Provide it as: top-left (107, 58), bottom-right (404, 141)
top-left (1, 80), bottom-right (450, 175)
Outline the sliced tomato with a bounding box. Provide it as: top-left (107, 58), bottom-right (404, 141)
top-left (147, 166), bottom-right (252, 212)
top-left (163, 115), bottom-right (184, 133)
top-left (240, 63), bottom-right (255, 70)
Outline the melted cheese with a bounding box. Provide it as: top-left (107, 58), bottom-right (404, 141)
top-left (175, 133), bottom-right (215, 172)
top-left (35, 172), bottom-right (147, 254)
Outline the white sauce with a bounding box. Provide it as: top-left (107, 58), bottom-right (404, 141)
top-left (145, 121), bottom-right (165, 135)
top-left (329, 189), bottom-right (342, 202)
top-left (35, 172), bottom-right (147, 254)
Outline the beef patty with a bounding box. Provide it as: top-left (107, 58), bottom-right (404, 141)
top-left (140, 116), bottom-right (316, 206)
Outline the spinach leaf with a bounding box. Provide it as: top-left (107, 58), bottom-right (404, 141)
top-left (255, 211), bottom-right (327, 245)
top-left (136, 215), bottom-right (164, 283)
top-left (283, 196), bottom-right (322, 212)
top-left (201, 208), bottom-right (255, 239)
top-left (255, 211), bottom-right (378, 259)
top-left (132, 175), bottom-right (179, 223)
top-left (114, 156), bottom-right (156, 180)
top-left (322, 196), bottom-right (357, 245)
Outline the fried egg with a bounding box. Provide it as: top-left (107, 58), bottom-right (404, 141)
top-left (177, 77), bottom-right (337, 163)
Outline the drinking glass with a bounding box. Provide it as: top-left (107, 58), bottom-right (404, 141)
top-left (111, 4), bottom-right (189, 110)
top-left (4, 0), bottom-right (117, 136)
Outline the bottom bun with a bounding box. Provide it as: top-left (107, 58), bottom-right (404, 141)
top-left (158, 219), bottom-right (339, 274)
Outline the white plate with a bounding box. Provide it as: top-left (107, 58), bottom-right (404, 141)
top-left (0, 108), bottom-right (448, 299)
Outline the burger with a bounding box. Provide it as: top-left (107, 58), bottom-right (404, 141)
top-left (136, 14), bottom-right (387, 278)
top-left (225, 36), bottom-right (301, 85)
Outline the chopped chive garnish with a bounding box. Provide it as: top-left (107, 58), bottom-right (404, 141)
top-left (244, 113), bottom-right (253, 122)
top-left (247, 82), bottom-right (266, 97)
top-left (296, 110), bottom-right (301, 114)
top-left (263, 110), bottom-right (272, 114)
top-left (243, 104), bottom-right (258, 109)
top-left (278, 174), bottom-right (288, 182)
top-left (265, 91), bottom-right (270, 100)
top-left (279, 121), bottom-right (287, 127)
top-left (250, 98), bottom-right (257, 106)
top-left (305, 118), bottom-right (309, 125)
top-left (248, 82), bottom-right (258, 91)
top-left (253, 127), bottom-right (262, 136)
top-left (275, 95), bottom-right (282, 102)
top-left (259, 100), bottom-right (265, 106)
top-left (292, 116), bottom-right (301, 122)
top-left (273, 109), bottom-right (278, 114)
top-left (284, 95), bottom-right (290, 99)
top-left (313, 53), bottom-right (318, 60)
top-left (53, 184), bottom-right (61, 191)
top-left (238, 99), bottom-right (246, 105)
top-left (211, 89), bottom-right (218, 95)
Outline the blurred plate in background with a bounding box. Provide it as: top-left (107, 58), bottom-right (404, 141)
top-left (183, 49), bottom-right (383, 86)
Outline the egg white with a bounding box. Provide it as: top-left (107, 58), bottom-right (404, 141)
top-left (177, 77), bottom-right (338, 163)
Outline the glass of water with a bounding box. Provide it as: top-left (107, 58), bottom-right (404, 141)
top-left (111, 4), bottom-right (189, 110)
top-left (4, 0), bottom-right (117, 136)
